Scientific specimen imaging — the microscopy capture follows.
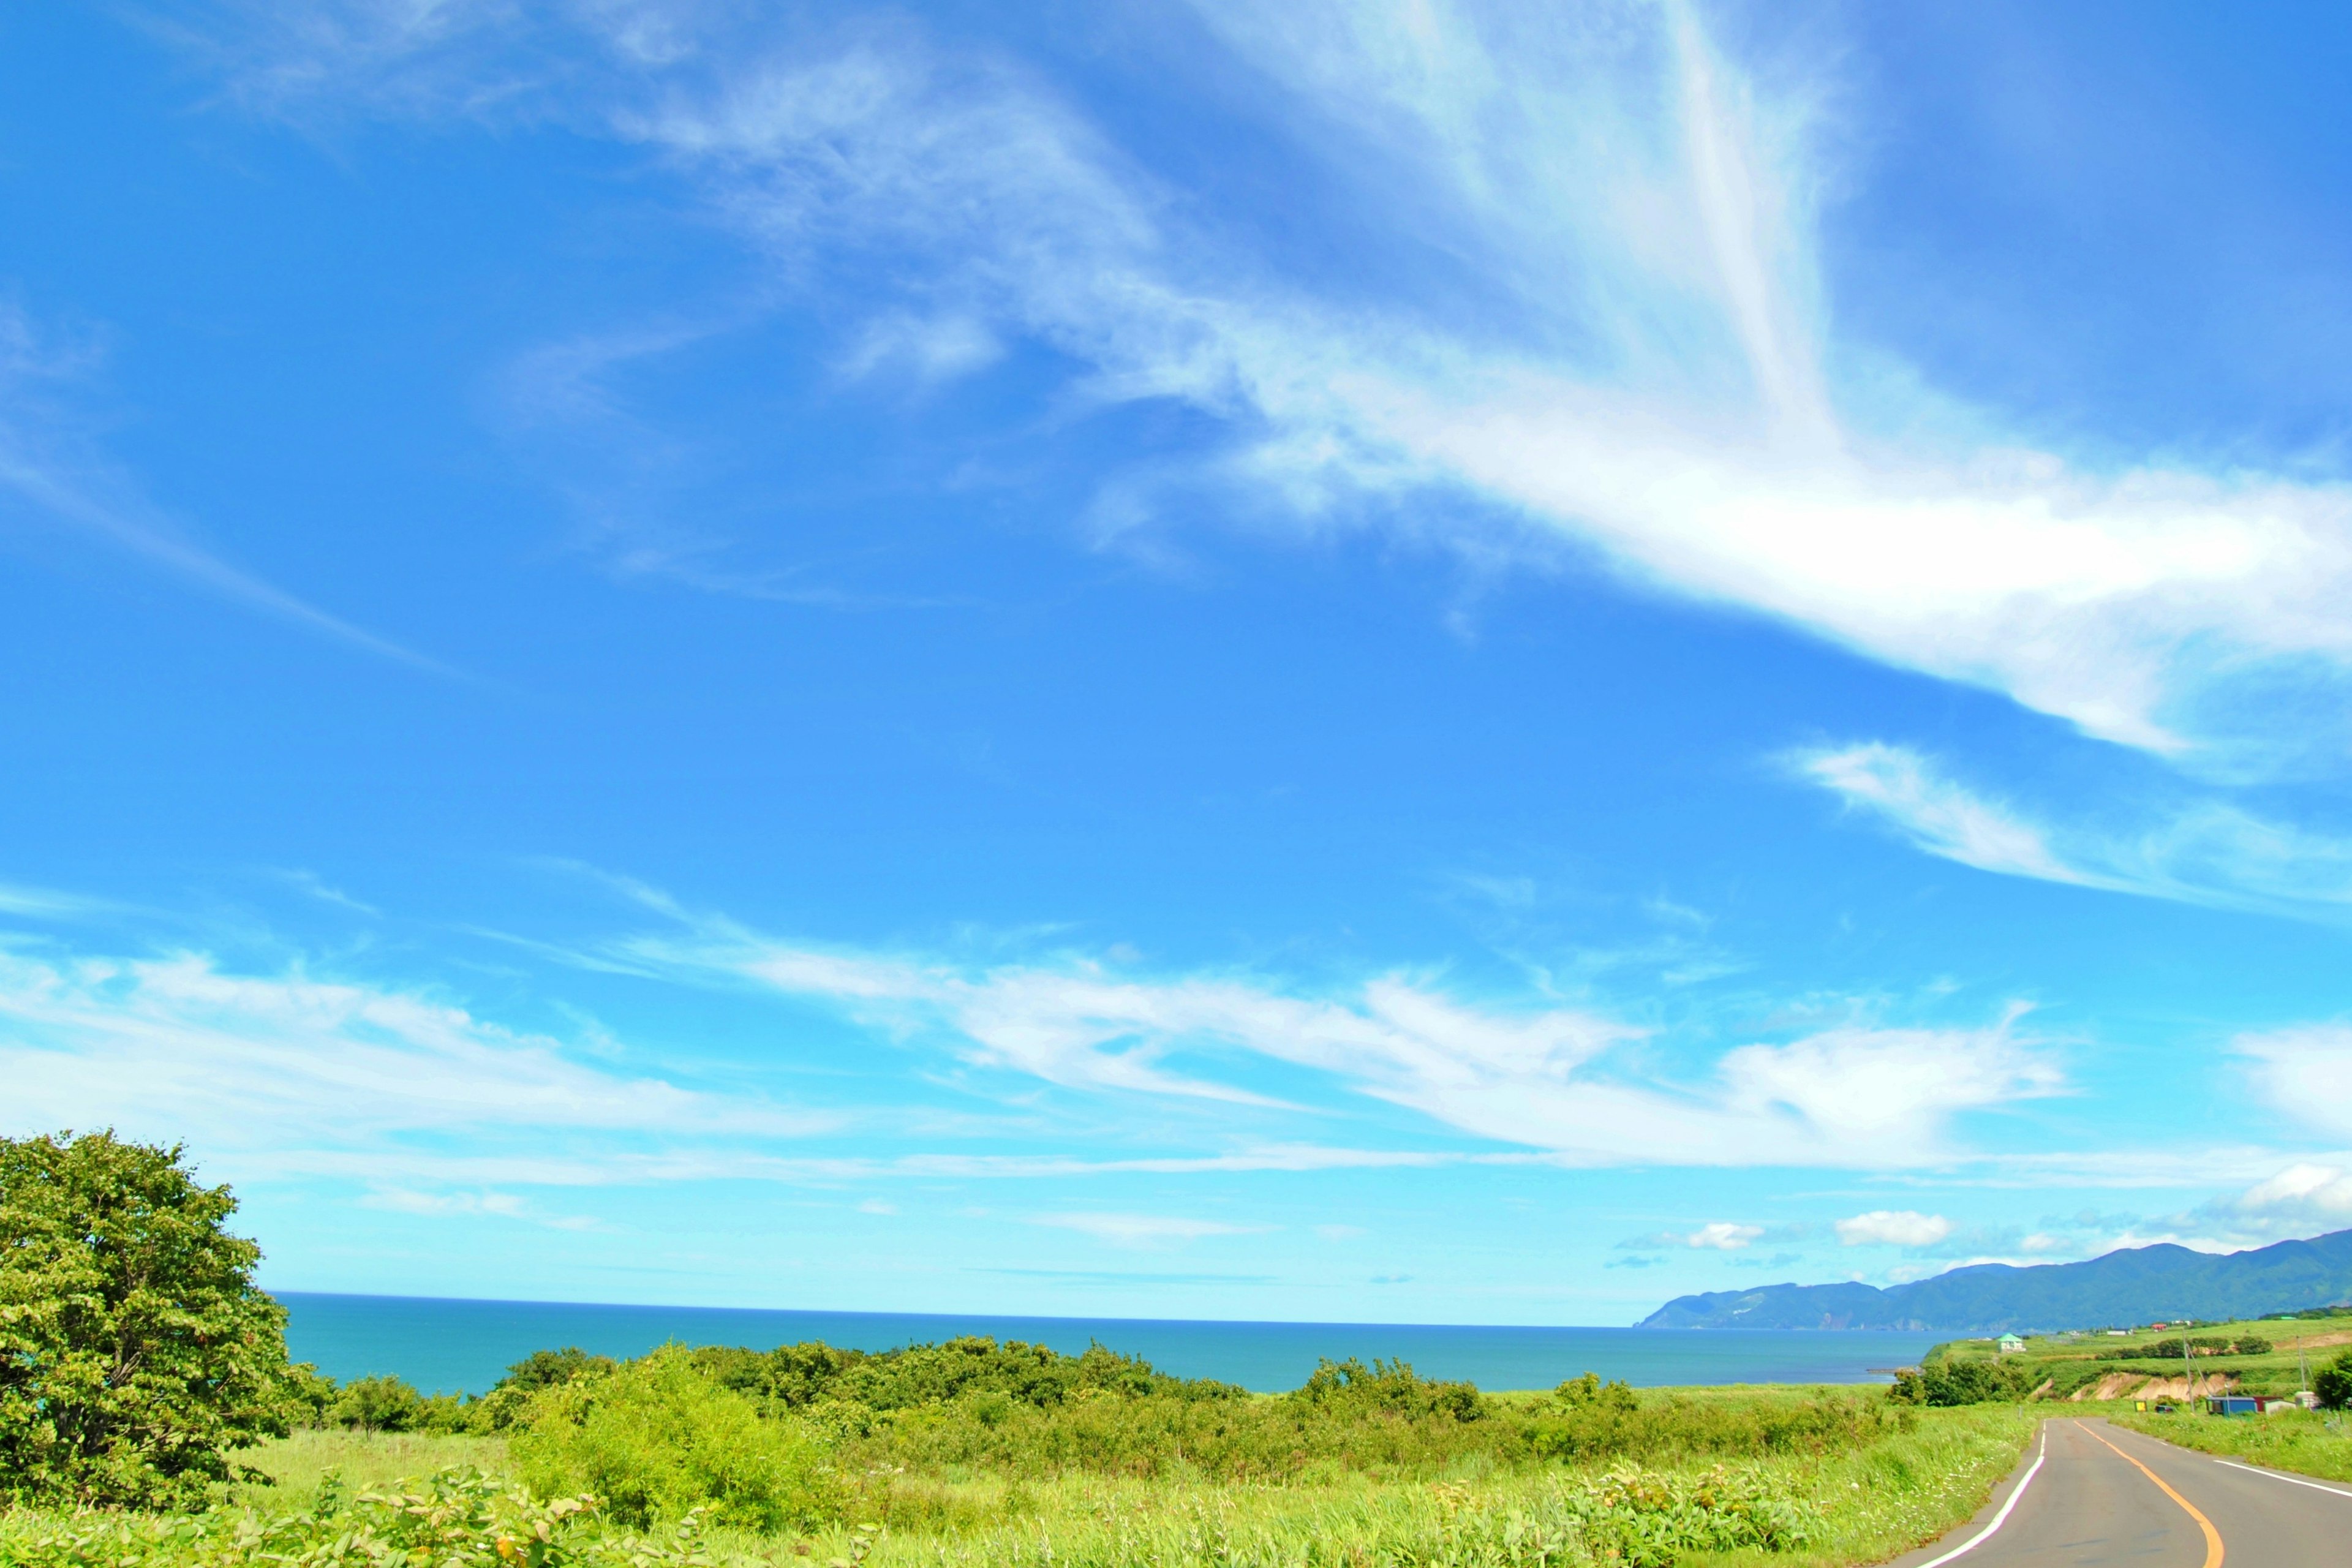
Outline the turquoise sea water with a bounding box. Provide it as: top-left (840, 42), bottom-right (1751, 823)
top-left (281, 1293), bottom-right (1934, 1396)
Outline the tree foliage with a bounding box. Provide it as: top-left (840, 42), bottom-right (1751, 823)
top-left (687, 1334), bottom-right (1237, 1414)
top-left (0, 1131), bottom-right (293, 1507)
top-left (1887, 1357), bottom-right (2037, 1407)
top-left (2315, 1349), bottom-right (2352, 1411)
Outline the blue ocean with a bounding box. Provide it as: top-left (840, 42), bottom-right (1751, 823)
top-left (281, 1293), bottom-right (1933, 1396)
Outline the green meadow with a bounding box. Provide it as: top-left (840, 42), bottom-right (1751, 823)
top-left (0, 1341), bottom-right (2040, 1568)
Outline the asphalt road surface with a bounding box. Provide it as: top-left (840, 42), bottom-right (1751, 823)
top-left (1884, 1416), bottom-right (2352, 1566)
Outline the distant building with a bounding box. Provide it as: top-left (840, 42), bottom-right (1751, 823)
top-left (1997, 1333), bottom-right (2026, 1354)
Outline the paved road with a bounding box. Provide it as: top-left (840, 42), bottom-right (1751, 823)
top-left (1883, 1417), bottom-right (2352, 1566)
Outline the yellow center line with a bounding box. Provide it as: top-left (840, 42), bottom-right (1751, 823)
top-left (2080, 1422), bottom-right (2225, 1568)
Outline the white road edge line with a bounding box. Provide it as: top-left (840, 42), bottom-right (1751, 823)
top-left (1912, 1428), bottom-right (2049, 1567)
top-left (2214, 1459), bottom-right (2352, 1501)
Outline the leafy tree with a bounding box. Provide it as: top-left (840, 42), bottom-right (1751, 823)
top-left (2315, 1349), bottom-right (2352, 1411)
top-left (282, 1363), bottom-right (339, 1428)
top-left (0, 1131), bottom-right (293, 1506)
top-left (1887, 1356), bottom-right (2035, 1407)
top-left (331, 1373), bottom-right (425, 1433)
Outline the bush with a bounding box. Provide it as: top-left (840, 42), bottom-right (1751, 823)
top-left (2099, 1335), bottom-right (2273, 1362)
top-left (1889, 1357), bottom-right (2037, 1407)
top-left (502, 1347), bottom-right (619, 1392)
top-left (1291, 1357), bottom-right (1487, 1422)
top-left (688, 1335), bottom-right (1239, 1414)
top-left (1556, 1371), bottom-right (1640, 1411)
top-left (0, 1131), bottom-right (295, 1507)
top-left (282, 1363), bottom-right (339, 1428)
top-left (331, 1374), bottom-right (425, 1433)
top-left (2315, 1350), bottom-right (2352, 1411)
top-left (511, 1346), bottom-right (840, 1532)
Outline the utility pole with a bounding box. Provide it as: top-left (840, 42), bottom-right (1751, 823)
top-left (2183, 1316), bottom-right (2194, 1409)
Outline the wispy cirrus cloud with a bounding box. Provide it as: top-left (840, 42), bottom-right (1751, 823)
top-left (604, 897), bottom-right (2064, 1170)
top-left (175, 1), bottom-right (2352, 763)
top-left (1796, 741), bottom-right (2352, 916)
top-left (1029, 1212), bottom-right (1263, 1248)
top-left (0, 943), bottom-right (832, 1161)
top-left (0, 301), bottom-right (443, 669)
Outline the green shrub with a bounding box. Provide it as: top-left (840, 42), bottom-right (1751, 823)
top-left (1291, 1357), bottom-right (1486, 1422)
top-left (1888, 1357), bottom-right (2036, 1406)
top-left (282, 1363), bottom-right (339, 1428)
top-left (502, 1347), bottom-right (619, 1392)
top-left (2098, 1335), bottom-right (2274, 1362)
top-left (2315, 1350), bottom-right (2352, 1411)
top-left (511, 1346), bottom-right (840, 1531)
top-left (331, 1374), bottom-right (425, 1433)
top-left (1555, 1371), bottom-right (1640, 1411)
top-left (688, 1335), bottom-right (1240, 1414)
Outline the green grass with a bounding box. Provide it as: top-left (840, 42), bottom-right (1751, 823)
top-left (2108, 1407), bottom-right (2352, 1482)
top-left (0, 1403), bottom-right (2032, 1568)
top-left (719, 1404), bottom-right (2033, 1568)
top-left (225, 1427), bottom-right (511, 1507)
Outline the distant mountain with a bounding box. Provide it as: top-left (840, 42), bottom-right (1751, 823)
top-left (1638, 1229), bottom-right (2352, 1333)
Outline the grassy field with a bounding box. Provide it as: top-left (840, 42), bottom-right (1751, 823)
top-left (2108, 1406), bottom-right (2352, 1482)
top-left (1923, 1311), bottom-right (2352, 1401)
top-left (226, 1427), bottom-right (512, 1507)
top-left (4, 1390), bottom-right (2036, 1568)
top-left (760, 1403), bottom-right (2035, 1568)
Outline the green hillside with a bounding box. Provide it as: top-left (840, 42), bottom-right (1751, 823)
top-left (1921, 1306), bottom-right (2352, 1401)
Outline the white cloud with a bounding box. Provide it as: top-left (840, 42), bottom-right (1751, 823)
top-left (0, 881), bottom-right (127, 920)
top-left (1834, 1209), bottom-right (1953, 1248)
top-left (620, 914), bottom-right (2063, 1169)
top-left (0, 303), bottom-right (442, 669)
top-left (359, 1186), bottom-right (599, 1231)
top-left (620, 9), bottom-right (2352, 762)
top-left (1798, 742), bottom-right (2352, 916)
top-left (0, 945), bottom-right (829, 1159)
top-left (181, 4), bottom-right (2352, 760)
top-left (1030, 1212), bottom-right (1259, 1248)
top-left (2220, 1163), bottom-right (2352, 1227)
top-left (2234, 1028), bottom-right (2352, 1138)
top-left (1796, 744), bottom-right (2092, 886)
top-left (838, 312), bottom-right (1003, 383)
top-left (1715, 1014), bottom-right (2062, 1167)
top-left (1686, 1221), bottom-right (1763, 1250)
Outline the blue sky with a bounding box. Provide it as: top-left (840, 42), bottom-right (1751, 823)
top-left (9, 0), bottom-right (2352, 1325)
